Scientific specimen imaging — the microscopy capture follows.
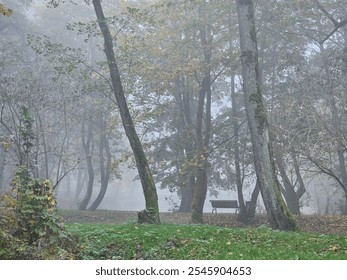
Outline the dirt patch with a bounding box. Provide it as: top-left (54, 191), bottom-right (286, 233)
top-left (60, 210), bottom-right (347, 236)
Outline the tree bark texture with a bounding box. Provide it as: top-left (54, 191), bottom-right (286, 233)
top-left (236, 0), bottom-right (298, 230)
top-left (92, 0), bottom-right (159, 223)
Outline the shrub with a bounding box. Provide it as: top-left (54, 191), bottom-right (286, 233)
top-left (0, 168), bottom-right (79, 259)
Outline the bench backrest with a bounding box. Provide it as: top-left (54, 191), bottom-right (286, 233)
top-left (210, 200), bottom-right (239, 208)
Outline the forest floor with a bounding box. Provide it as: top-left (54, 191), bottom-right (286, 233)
top-left (60, 210), bottom-right (347, 236)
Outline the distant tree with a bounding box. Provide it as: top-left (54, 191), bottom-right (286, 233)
top-left (87, 115), bottom-right (113, 211)
top-left (78, 115), bottom-right (94, 210)
top-left (191, 1), bottom-right (213, 224)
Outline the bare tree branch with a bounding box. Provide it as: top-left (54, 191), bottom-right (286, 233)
top-left (306, 154), bottom-right (347, 193)
top-left (313, 0), bottom-right (347, 44)
top-left (313, 0), bottom-right (338, 25)
top-left (52, 157), bottom-right (85, 190)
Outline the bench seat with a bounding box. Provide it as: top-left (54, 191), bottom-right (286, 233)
top-left (209, 199), bottom-right (239, 213)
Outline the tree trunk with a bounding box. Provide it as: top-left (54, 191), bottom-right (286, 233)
top-left (320, 39), bottom-right (347, 214)
top-left (191, 75), bottom-right (210, 223)
top-left (342, 15), bottom-right (347, 213)
top-left (337, 19), bottom-right (347, 213)
top-left (178, 175), bottom-right (195, 212)
top-left (173, 78), bottom-right (195, 213)
top-left (231, 75), bottom-right (247, 222)
top-left (291, 150), bottom-right (306, 200)
top-left (88, 118), bottom-right (111, 211)
top-left (236, 0), bottom-right (298, 231)
top-left (74, 166), bottom-right (86, 206)
top-left (79, 120), bottom-right (94, 210)
top-left (0, 147), bottom-right (5, 191)
top-left (36, 113), bottom-right (49, 180)
top-left (247, 181), bottom-right (260, 221)
top-left (275, 149), bottom-right (300, 215)
top-left (343, 9), bottom-right (347, 72)
top-left (191, 7), bottom-right (213, 223)
top-left (180, 91), bottom-right (195, 213)
top-left (92, 0), bottom-right (159, 223)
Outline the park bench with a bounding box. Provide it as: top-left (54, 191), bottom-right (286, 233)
top-left (210, 200), bottom-right (239, 213)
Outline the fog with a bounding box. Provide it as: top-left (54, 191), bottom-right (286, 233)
top-left (1, 0), bottom-right (347, 217)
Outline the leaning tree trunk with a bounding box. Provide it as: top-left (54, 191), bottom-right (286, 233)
top-left (92, 0), bottom-right (159, 223)
top-left (236, 0), bottom-right (298, 231)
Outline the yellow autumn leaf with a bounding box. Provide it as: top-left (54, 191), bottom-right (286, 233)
top-left (0, 3), bottom-right (13, 17)
top-left (329, 244), bottom-right (340, 252)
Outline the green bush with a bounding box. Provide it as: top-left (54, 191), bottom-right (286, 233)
top-left (0, 168), bottom-right (79, 259)
top-left (0, 214), bottom-right (18, 260)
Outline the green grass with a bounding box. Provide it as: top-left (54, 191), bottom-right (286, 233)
top-left (66, 222), bottom-right (347, 260)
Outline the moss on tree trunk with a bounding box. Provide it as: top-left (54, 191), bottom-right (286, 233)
top-left (92, 0), bottom-right (160, 223)
top-left (236, 0), bottom-right (298, 231)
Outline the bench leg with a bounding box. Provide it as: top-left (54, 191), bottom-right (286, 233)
top-left (212, 208), bottom-right (217, 214)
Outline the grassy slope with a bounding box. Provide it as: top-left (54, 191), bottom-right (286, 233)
top-left (66, 222), bottom-right (347, 260)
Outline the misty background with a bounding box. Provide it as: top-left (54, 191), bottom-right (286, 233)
top-left (1, 0), bottom-right (346, 215)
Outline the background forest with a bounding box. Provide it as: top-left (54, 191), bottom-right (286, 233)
top-left (1, 0), bottom-right (347, 222)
